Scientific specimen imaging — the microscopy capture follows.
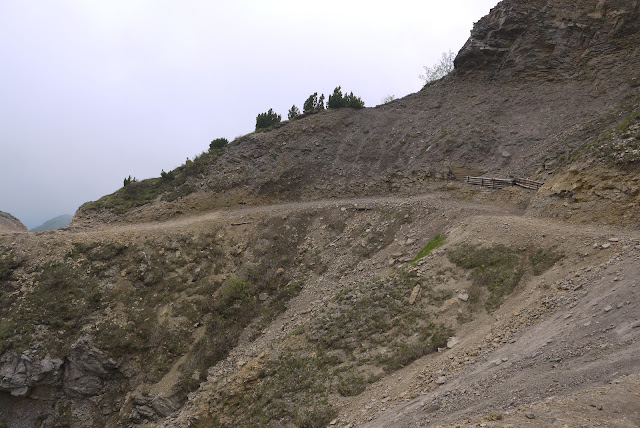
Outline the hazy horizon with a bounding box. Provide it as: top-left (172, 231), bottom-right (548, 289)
top-left (0, 0), bottom-right (499, 229)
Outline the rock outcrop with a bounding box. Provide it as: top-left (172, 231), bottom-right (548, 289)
top-left (455, 0), bottom-right (640, 77)
top-left (62, 336), bottom-right (118, 397)
top-left (0, 337), bottom-right (116, 402)
top-left (0, 351), bottom-right (63, 399)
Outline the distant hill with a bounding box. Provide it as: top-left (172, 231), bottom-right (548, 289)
top-left (30, 214), bottom-right (72, 232)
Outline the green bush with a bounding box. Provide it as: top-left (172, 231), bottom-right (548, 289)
top-left (160, 169), bottom-right (175, 180)
top-left (123, 175), bottom-right (138, 187)
top-left (344, 92), bottom-right (365, 108)
top-left (255, 108), bottom-right (281, 130)
top-left (209, 137), bottom-right (229, 151)
top-left (327, 86), bottom-right (365, 109)
top-left (327, 86), bottom-right (344, 108)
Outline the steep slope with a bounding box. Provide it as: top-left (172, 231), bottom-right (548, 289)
top-left (527, 94), bottom-right (640, 226)
top-left (0, 211), bottom-right (27, 234)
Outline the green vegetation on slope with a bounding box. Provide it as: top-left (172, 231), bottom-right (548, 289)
top-left (411, 234), bottom-right (445, 263)
top-left (447, 244), bottom-right (562, 312)
top-left (448, 244), bottom-right (523, 312)
top-left (211, 266), bottom-right (452, 427)
top-left (82, 145), bottom-right (225, 214)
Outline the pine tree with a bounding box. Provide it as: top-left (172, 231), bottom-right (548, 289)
top-left (288, 105), bottom-right (300, 120)
top-left (303, 93), bottom-right (318, 114)
top-left (328, 86), bottom-right (344, 109)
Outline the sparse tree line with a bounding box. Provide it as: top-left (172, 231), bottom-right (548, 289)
top-left (123, 49), bottom-right (455, 187)
top-left (255, 86), bottom-right (365, 131)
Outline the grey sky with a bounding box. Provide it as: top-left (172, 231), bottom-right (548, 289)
top-left (0, 0), bottom-right (498, 228)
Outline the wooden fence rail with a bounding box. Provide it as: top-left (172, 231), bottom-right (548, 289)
top-left (464, 176), bottom-right (544, 191)
top-left (512, 177), bottom-right (544, 190)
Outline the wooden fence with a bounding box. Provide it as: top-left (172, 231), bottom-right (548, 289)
top-left (464, 176), bottom-right (544, 191)
top-left (512, 177), bottom-right (544, 191)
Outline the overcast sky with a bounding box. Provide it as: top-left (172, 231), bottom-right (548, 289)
top-left (0, 0), bottom-right (499, 229)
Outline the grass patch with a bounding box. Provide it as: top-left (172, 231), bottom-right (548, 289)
top-left (309, 268), bottom-right (452, 372)
top-left (208, 264), bottom-right (454, 426)
top-left (231, 351), bottom-right (336, 428)
top-left (0, 262), bottom-right (102, 355)
top-left (0, 249), bottom-right (20, 281)
top-left (68, 242), bottom-right (127, 262)
top-left (412, 234), bottom-right (445, 263)
top-left (530, 248), bottom-right (562, 276)
top-left (448, 244), bottom-right (523, 312)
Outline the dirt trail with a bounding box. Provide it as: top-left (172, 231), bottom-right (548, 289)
top-left (4, 191), bottom-right (519, 245)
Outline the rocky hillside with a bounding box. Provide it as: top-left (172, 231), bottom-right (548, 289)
top-left (0, 211), bottom-right (27, 234)
top-left (74, 0), bottom-right (640, 227)
top-left (1, 0), bottom-right (640, 427)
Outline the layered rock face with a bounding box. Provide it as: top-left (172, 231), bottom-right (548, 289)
top-left (456, 0), bottom-right (640, 78)
top-left (0, 211), bottom-right (27, 233)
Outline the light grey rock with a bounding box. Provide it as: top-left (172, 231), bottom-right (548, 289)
top-left (152, 395), bottom-right (178, 417)
top-left (0, 351), bottom-right (64, 398)
top-left (447, 337), bottom-right (460, 349)
top-left (408, 285), bottom-right (421, 305)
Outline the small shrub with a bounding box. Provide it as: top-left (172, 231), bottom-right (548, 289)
top-left (218, 277), bottom-right (251, 307)
top-left (420, 50), bottom-right (455, 86)
top-left (337, 374), bottom-right (366, 396)
top-left (381, 94), bottom-right (396, 104)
